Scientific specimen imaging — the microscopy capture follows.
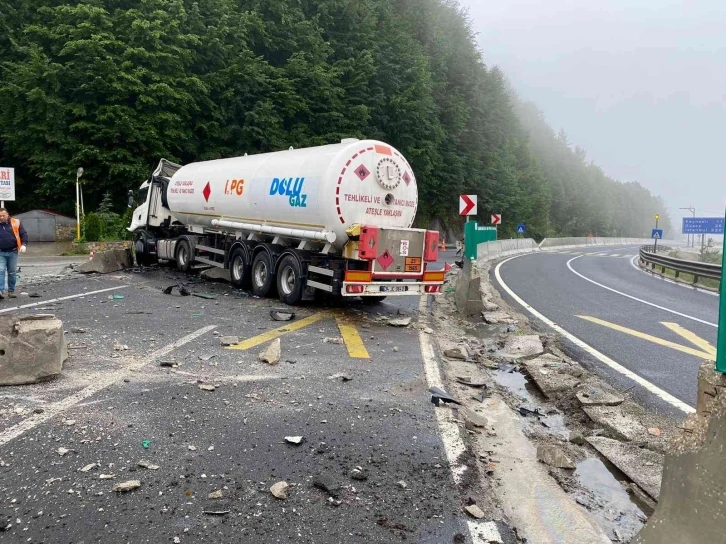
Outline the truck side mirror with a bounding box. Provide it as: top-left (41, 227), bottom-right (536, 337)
top-left (127, 190), bottom-right (134, 208)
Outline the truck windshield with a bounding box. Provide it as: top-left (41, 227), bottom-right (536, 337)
top-left (139, 186), bottom-right (149, 204)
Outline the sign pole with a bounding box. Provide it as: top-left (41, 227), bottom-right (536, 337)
top-left (716, 208), bottom-right (726, 373)
top-left (653, 214), bottom-right (659, 252)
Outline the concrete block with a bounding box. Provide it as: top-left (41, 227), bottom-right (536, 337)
top-left (496, 335), bottom-right (544, 359)
top-left (587, 436), bottom-right (663, 500)
top-left (536, 445), bottom-right (575, 469)
top-left (482, 311), bottom-right (517, 325)
top-left (0, 315), bottom-right (68, 385)
top-left (454, 259), bottom-right (484, 315)
top-left (583, 406), bottom-right (647, 442)
top-left (201, 267), bottom-right (231, 282)
top-left (633, 367), bottom-right (726, 543)
top-left (78, 248), bottom-right (132, 274)
top-left (522, 354), bottom-right (582, 399)
top-left (576, 386), bottom-right (625, 407)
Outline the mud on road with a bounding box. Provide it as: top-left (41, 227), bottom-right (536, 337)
top-left (0, 267), bottom-right (487, 543)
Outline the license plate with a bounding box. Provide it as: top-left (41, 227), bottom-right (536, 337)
top-left (380, 285), bottom-right (408, 293)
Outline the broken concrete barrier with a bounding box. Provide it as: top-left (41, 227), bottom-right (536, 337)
top-left (78, 248), bottom-right (132, 274)
top-left (454, 259), bottom-right (484, 316)
top-left (633, 363), bottom-right (726, 544)
top-left (0, 315), bottom-right (68, 385)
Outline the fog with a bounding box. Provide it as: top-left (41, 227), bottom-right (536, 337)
top-left (459, 0), bottom-right (726, 234)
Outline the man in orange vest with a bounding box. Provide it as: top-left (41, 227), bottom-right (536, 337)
top-left (0, 208), bottom-right (28, 299)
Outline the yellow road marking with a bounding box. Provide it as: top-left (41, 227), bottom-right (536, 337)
top-left (577, 315), bottom-right (714, 360)
top-left (227, 313), bottom-right (330, 351)
top-left (335, 318), bottom-right (370, 359)
top-left (661, 322), bottom-right (716, 356)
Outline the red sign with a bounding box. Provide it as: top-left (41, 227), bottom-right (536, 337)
top-left (459, 195), bottom-right (477, 216)
top-left (491, 213), bottom-right (501, 225)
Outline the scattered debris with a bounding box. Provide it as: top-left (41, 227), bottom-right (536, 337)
top-left (99, 474), bottom-right (115, 480)
top-left (497, 335), bottom-right (544, 359)
top-left (64, 419), bottom-right (76, 426)
top-left (137, 460), bottom-right (160, 470)
top-left (71, 328), bottom-right (87, 334)
top-left (112, 480), bottom-right (141, 492)
top-left (536, 445), bottom-right (576, 469)
top-left (328, 372), bottom-right (353, 382)
top-left (518, 406), bottom-right (543, 418)
top-left (28, 293), bottom-right (41, 298)
top-left (159, 360), bottom-right (177, 368)
top-left (259, 338), bottom-right (281, 365)
top-left (270, 481), bottom-right (289, 499)
top-left (430, 386), bottom-right (461, 407)
top-left (198, 384), bottom-right (216, 392)
top-left (219, 336), bottom-right (239, 346)
top-left (203, 509), bottom-right (230, 516)
top-left (576, 387), bottom-right (625, 407)
top-left (198, 354), bottom-right (217, 362)
top-left (648, 427), bottom-right (662, 437)
top-left (461, 407), bottom-right (488, 429)
top-left (582, 406), bottom-right (647, 442)
top-left (349, 467), bottom-right (368, 481)
top-left (323, 337), bottom-right (344, 345)
top-left (207, 490), bottom-right (224, 500)
top-left (396, 480), bottom-right (408, 489)
top-left (313, 474), bottom-right (341, 497)
top-left (465, 504), bottom-right (486, 519)
top-left (270, 310), bottom-right (295, 322)
top-left (284, 436), bottom-right (304, 445)
top-left (79, 463), bottom-right (97, 473)
top-left (482, 311), bottom-right (517, 325)
top-left (192, 292), bottom-right (218, 300)
top-left (141, 440), bottom-right (151, 449)
top-left (388, 317), bottom-right (412, 327)
top-left (456, 376), bottom-right (488, 388)
top-left (188, 445), bottom-right (197, 451)
top-left (57, 447), bottom-right (70, 457)
top-left (443, 347), bottom-right (467, 360)
top-left (113, 294), bottom-right (125, 300)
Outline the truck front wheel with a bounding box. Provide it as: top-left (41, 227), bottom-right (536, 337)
top-left (229, 247), bottom-right (251, 290)
top-left (251, 252), bottom-right (275, 297)
top-left (276, 255), bottom-right (304, 306)
top-left (175, 239), bottom-right (192, 273)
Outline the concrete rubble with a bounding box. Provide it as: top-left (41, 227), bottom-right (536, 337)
top-left (496, 335), bottom-right (544, 359)
top-left (482, 311), bottom-right (517, 325)
top-left (259, 338), bottom-right (281, 365)
top-left (576, 386), bottom-right (625, 407)
top-left (200, 267), bottom-right (231, 282)
top-left (78, 248), bottom-right (132, 274)
top-left (536, 445), bottom-right (576, 469)
top-left (587, 437), bottom-right (663, 500)
top-left (521, 354), bottom-right (582, 399)
top-left (0, 314), bottom-right (69, 385)
top-left (582, 405), bottom-right (647, 442)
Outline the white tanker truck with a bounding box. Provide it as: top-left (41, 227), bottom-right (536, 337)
top-left (129, 139), bottom-right (444, 305)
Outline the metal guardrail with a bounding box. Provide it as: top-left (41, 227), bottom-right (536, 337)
top-left (639, 246), bottom-right (721, 284)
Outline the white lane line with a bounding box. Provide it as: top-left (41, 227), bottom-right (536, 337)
top-left (630, 255), bottom-right (719, 298)
top-left (0, 325), bottom-right (217, 447)
top-left (0, 285), bottom-right (129, 314)
top-left (494, 256), bottom-right (695, 414)
top-left (566, 256), bottom-right (717, 327)
top-left (417, 296), bottom-right (502, 544)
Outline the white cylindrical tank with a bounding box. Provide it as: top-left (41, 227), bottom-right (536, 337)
top-left (165, 139), bottom-right (418, 251)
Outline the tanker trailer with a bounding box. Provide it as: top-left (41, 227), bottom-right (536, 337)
top-left (129, 138), bottom-right (444, 305)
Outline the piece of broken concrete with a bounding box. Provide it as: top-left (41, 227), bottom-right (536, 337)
top-left (79, 248), bottom-right (132, 274)
top-left (112, 480), bottom-right (141, 492)
top-left (349, 468), bottom-right (368, 481)
top-left (0, 314), bottom-right (69, 385)
top-left (270, 481), bottom-right (289, 499)
top-left (482, 311), bottom-right (516, 325)
top-left (284, 436), bottom-right (304, 445)
top-left (219, 336), bottom-right (239, 346)
top-left (137, 460), bottom-right (160, 471)
top-left (198, 384), bottom-right (216, 392)
top-left (465, 504), bottom-right (486, 519)
top-left (576, 387), bottom-right (625, 407)
top-left (583, 405), bottom-right (647, 442)
top-left (259, 338), bottom-right (281, 365)
top-left (522, 354), bottom-right (581, 399)
top-left (323, 337), bottom-right (344, 345)
top-left (388, 317), bottom-right (412, 327)
top-left (460, 407), bottom-right (488, 429)
top-left (443, 347), bottom-right (468, 360)
top-left (313, 474), bottom-right (340, 497)
top-left (587, 436), bottom-right (663, 500)
top-left (536, 445), bottom-right (576, 469)
top-left (207, 490), bottom-right (224, 500)
top-left (496, 335), bottom-right (544, 359)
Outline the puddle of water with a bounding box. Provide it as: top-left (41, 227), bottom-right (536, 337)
top-left (492, 367), bottom-right (532, 402)
top-left (539, 414), bottom-right (570, 440)
top-left (574, 458), bottom-right (646, 542)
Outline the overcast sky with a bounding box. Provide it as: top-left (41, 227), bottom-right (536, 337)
top-left (459, 0), bottom-right (726, 230)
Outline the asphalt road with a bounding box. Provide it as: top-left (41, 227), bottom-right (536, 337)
top-left (494, 246), bottom-right (715, 418)
top-left (0, 256), bottom-right (507, 543)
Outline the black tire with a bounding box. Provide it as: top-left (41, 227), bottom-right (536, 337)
top-left (175, 238), bottom-right (192, 273)
top-left (360, 296), bottom-right (387, 304)
top-left (134, 230), bottom-right (154, 266)
top-left (276, 255), bottom-right (304, 305)
top-left (251, 251), bottom-right (275, 297)
top-left (229, 247), bottom-right (251, 289)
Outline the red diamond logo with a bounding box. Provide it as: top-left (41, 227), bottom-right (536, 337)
top-left (203, 182), bottom-right (211, 202)
top-left (354, 165), bottom-right (370, 181)
top-left (403, 172), bottom-right (411, 186)
top-left (377, 250), bottom-right (394, 270)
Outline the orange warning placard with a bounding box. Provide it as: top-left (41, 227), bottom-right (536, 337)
top-left (405, 257), bottom-right (422, 272)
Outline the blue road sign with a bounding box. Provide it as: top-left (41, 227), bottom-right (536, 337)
top-left (516, 224), bottom-right (526, 234)
top-left (682, 217), bottom-right (724, 235)
top-left (651, 229), bottom-right (663, 239)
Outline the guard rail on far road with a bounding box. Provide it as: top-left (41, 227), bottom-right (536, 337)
top-left (639, 246), bottom-right (722, 285)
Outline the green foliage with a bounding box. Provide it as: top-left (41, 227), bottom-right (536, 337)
top-left (61, 243), bottom-right (89, 256)
top-left (83, 213), bottom-right (103, 242)
top-left (0, 0), bottom-right (671, 239)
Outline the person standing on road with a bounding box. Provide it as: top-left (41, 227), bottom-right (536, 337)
top-left (0, 208), bottom-right (27, 299)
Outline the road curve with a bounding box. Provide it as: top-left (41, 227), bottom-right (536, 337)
top-left (493, 247), bottom-right (716, 418)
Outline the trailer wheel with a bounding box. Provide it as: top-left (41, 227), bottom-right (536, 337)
top-left (360, 296), bottom-right (387, 304)
top-left (251, 251), bottom-right (275, 297)
top-left (276, 255), bottom-right (304, 305)
top-left (229, 247), bottom-right (251, 289)
top-left (175, 239), bottom-right (192, 273)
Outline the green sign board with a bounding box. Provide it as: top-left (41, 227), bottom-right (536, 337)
top-left (464, 221), bottom-right (497, 260)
